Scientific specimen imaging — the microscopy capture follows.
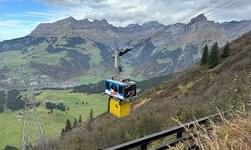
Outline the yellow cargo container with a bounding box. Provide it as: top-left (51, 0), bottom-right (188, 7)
top-left (109, 98), bottom-right (131, 118)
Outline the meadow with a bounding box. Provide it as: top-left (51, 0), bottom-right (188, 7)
top-left (0, 90), bottom-right (108, 149)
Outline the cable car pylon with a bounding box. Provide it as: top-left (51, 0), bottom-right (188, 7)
top-left (105, 48), bottom-right (137, 117)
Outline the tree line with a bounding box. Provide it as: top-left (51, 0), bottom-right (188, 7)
top-left (61, 114), bottom-right (83, 134)
top-left (61, 108), bottom-right (94, 135)
top-left (45, 102), bottom-right (67, 112)
top-left (201, 42), bottom-right (230, 69)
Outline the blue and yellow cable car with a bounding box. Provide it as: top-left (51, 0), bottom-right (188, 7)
top-left (104, 48), bottom-right (136, 117)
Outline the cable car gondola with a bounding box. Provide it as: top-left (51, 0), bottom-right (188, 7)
top-left (105, 79), bottom-right (136, 101)
top-left (104, 48), bottom-right (137, 117)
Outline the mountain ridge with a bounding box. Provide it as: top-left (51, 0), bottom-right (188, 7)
top-left (1, 14), bottom-right (251, 89)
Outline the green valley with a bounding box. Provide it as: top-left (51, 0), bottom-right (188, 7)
top-left (0, 90), bottom-right (107, 149)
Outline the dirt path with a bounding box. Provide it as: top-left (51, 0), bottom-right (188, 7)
top-left (133, 98), bottom-right (151, 110)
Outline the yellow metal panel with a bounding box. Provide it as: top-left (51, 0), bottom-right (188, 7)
top-left (109, 98), bottom-right (131, 118)
top-left (120, 101), bottom-right (131, 117)
top-left (109, 98), bottom-right (120, 117)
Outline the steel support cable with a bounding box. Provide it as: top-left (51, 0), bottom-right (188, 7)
top-left (152, 0), bottom-right (237, 39)
top-left (20, 88), bottom-right (44, 150)
top-left (180, 0), bottom-right (237, 23)
top-left (205, 0), bottom-right (238, 15)
top-left (176, 3), bottom-right (216, 23)
top-left (32, 95), bottom-right (43, 136)
top-left (207, 0), bottom-right (244, 16)
top-left (21, 103), bottom-right (27, 150)
top-left (169, 0), bottom-right (218, 24)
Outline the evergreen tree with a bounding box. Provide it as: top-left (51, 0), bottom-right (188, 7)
top-left (201, 45), bottom-right (209, 65)
top-left (89, 108), bottom-right (93, 121)
top-left (61, 128), bottom-right (65, 136)
top-left (73, 118), bottom-right (77, 127)
top-left (87, 109), bottom-right (94, 131)
top-left (4, 145), bottom-right (18, 150)
top-left (64, 119), bottom-right (72, 132)
top-left (78, 114), bottom-right (82, 123)
top-left (221, 42), bottom-right (230, 57)
top-left (208, 42), bottom-right (219, 69)
top-left (0, 105), bottom-right (4, 113)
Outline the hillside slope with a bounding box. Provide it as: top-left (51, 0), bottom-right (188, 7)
top-left (1, 14), bottom-right (251, 89)
top-left (35, 31), bottom-right (251, 149)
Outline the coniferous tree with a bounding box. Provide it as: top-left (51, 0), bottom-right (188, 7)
top-left (73, 118), bottom-right (77, 127)
top-left (221, 42), bottom-right (230, 57)
top-left (87, 109), bottom-right (94, 131)
top-left (4, 145), bottom-right (18, 150)
top-left (64, 119), bottom-right (72, 132)
top-left (208, 42), bottom-right (219, 69)
top-left (0, 105), bottom-right (4, 113)
top-left (201, 45), bottom-right (209, 65)
top-left (61, 128), bottom-right (65, 136)
top-left (78, 114), bottom-right (82, 123)
top-left (89, 108), bottom-right (93, 121)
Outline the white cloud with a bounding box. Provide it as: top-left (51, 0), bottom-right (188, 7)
top-left (0, 20), bottom-right (20, 28)
top-left (1, 0), bottom-right (251, 41)
top-left (39, 0), bottom-right (251, 26)
top-left (25, 11), bottom-right (55, 18)
top-left (0, 20), bottom-right (38, 41)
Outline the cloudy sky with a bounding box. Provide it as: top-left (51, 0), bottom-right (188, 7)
top-left (0, 0), bottom-right (250, 41)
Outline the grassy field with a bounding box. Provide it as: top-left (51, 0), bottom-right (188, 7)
top-left (0, 110), bottom-right (22, 149)
top-left (0, 90), bottom-right (108, 149)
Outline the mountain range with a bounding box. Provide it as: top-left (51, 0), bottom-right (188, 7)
top-left (0, 14), bottom-right (251, 89)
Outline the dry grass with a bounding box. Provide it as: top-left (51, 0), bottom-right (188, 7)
top-left (175, 110), bottom-right (251, 150)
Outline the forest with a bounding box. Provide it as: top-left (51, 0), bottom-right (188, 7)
top-left (0, 90), bottom-right (24, 112)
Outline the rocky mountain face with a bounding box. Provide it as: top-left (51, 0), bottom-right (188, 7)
top-left (0, 14), bottom-right (251, 89)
